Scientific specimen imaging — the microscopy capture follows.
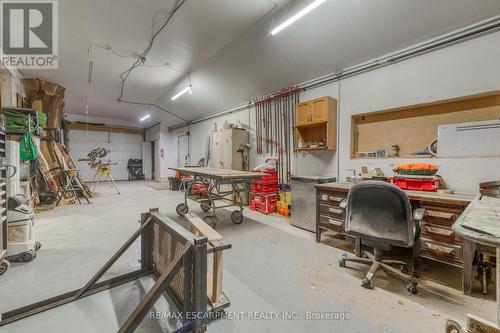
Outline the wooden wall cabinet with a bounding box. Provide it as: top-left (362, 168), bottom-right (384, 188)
top-left (296, 96), bottom-right (337, 151)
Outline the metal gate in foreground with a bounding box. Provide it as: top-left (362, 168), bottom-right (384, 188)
top-left (0, 209), bottom-right (231, 333)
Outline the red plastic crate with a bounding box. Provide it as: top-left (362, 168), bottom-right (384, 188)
top-left (190, 184), bottom-right (208, 195)
top-left (391, 176), bottom-right (440, 192)
top-left (253, 174), bottom-right (278, 185)
top-left (249, 193), bottom-right (278, 215)
top-left (251, 183), bottom-right (278, 194)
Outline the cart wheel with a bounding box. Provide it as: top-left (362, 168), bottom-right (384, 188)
top-left (0, 260), bottom-right (10, 275)
top-left (406, 282), bottom-right (417, 295)
top-left (176, 203), bottom-right (189, 216)
top-left (200, 203), bottom-right (211, 211)
top-left (231, 210), bottom-right (243, 224)
top-left (35, 241), bottom-right (42, 252)
top-left (203, 215), bottom-right (217, 228)
top-left (445, 319), bottom-right (465, 333)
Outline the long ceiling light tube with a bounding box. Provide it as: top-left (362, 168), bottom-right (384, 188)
top-left (270, 0), bottom-right (327, 35)
top-left (171, 86), bottom-right (192, 101)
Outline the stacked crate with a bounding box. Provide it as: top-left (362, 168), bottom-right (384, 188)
top-left (249, 167), bottom-right (278, 215)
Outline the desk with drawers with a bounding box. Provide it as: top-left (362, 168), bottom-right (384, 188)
top-left (315, 182), bottom-right (476, 294)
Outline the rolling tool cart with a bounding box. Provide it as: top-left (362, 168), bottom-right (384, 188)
top-left (170, 167), bottom-right (265, 227)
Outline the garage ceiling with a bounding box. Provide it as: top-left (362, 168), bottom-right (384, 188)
top-left (20, 0), bottom-right (500, 128)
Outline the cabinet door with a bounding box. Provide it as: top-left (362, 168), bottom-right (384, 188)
top-left (296, 102), bottom-right (310, 125)
top-left (220, 131), bottom-right (232, 169)
top-left (210, 132), bottom-right (222, 168)
top-left (311, 98), bottom-right (328, 123)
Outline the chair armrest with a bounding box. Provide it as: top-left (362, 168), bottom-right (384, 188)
top-left (413, 208), bottom-right (426, 222)
top-left (412, 208), bottom-right (426, 240)
top-left (339, 199), bottom-right (348, 209)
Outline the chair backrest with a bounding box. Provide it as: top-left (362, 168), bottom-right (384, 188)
top-left (344, 181), bottom-right (415, 248)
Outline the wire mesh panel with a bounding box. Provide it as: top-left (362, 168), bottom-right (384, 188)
top-left (152, 223), bottom-right (193, 308)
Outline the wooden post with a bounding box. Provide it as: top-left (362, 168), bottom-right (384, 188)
top-left (212, 250), bottom-right (223, 303)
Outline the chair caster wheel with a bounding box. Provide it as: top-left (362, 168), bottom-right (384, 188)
top-left (176, 203), bottom-right (188, 216)
top-left (445, 319), bottom-right (465, 333)
top-left (361, 278), bottom-right (372, 289)
top-left (400, 265), bottom-right (408, 274)
top-left (35, 241), bottom-right (42, 252)
top-left (406, 282), bottom-right (417, 294)
top-left (339, 259), bottom-right (346, 268)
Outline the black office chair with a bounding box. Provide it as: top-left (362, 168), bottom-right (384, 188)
top-left (339, 181), bottom-right (424, 294)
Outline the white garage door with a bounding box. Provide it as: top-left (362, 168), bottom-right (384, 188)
top-left (68, 130), bottom-right (143, 181)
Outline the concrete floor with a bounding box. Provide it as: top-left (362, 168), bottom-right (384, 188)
top-left (0, 181), bottom-right (495, 332)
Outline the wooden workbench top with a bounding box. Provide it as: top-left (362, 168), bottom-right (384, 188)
top-left (453, 195), bottom-right (500, 246)
top-left (169, 167), bottom-right (266, 179)
top-left (315, 182), bottom-right (476, 205)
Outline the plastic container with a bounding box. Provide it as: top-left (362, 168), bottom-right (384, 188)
top-left (276, 201), bottom-right (289, 217)
top-left (8, 220), bottom-right (32, 243)
top-left (190, 184), bottom-right (208, 195)
top-left (168, 177), bottom-right (182, 191)
top-left (251, 183), bottom-right (278, 194)
top-left (249, 193), bottom-right (278, 215)
top-left (391, 176), bottom-right (440, 192)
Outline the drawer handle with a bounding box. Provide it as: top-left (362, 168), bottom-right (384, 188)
top-left (328, 208), bottom-right (343, 214)
top-left (426, 210), bottom-right (456, 220)
top-left (321, 194), bottom-right (344, 202)
top-left (425, 243), bottom-right (455, 255)
top-left (328, 219), bottom-right (343, 226)
top-left (425, 226), bottom-right (454, 237)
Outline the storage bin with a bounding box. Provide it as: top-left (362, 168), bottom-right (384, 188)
top-left (249, 193), bottom-right (278, 215)
top-left (168, 177), bottom-right (182, 191)
top-left (391, 176), bottom-right (440, 192)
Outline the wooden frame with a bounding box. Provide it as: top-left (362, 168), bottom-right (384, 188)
top-left (183, 213), bottom-right (231, 307)
top-left (351, 89), bottom-right (500, 158)
top-left (66, 121), bottom-right (145, 135)
top-left (0, 209), bottom-right (231, 333)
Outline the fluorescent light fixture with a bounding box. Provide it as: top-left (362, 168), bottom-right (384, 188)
top-left (171, 86), bottom-right (192, 101)
top-left (271, 0), bottom-right (327, 35)
top-left (139, 114), bottom-right (151, 122)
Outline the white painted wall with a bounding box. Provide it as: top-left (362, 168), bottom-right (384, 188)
top-left (0, 70), bottom-right (23, 107)
top-left (149, 31), bottom-right (500, 193)
top-left (65, 113), bottom-right (146, 181)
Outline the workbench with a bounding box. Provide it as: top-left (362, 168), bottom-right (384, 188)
top-left (169, 167), bottom-right (265, 227)
top-left (315, 182), bottom-right (476, 293)
top-left (447, 195), bottom-right (500, 333)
